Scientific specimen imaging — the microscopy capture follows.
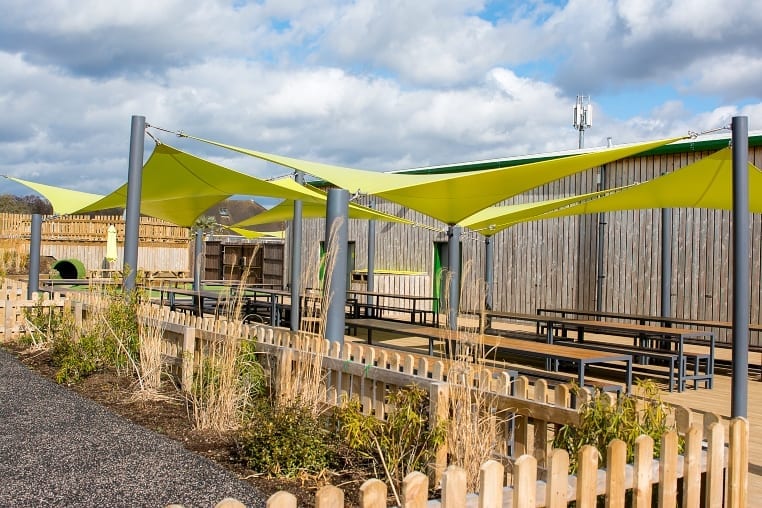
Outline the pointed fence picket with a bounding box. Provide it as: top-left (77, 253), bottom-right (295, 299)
top-left (60, 297), bottom-right (748, 507)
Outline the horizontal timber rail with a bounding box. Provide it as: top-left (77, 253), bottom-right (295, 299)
top-left (60, 295), bottom-right (745, 507)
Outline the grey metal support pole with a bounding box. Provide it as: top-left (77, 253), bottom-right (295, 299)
top-left (324, 188), bottom-right (349, 345)
top-left (660, 207), bottom-right (672, 318)
top-left (289, 172), bottom-right (304, 331)
top-left (123, 115), bottom-right (145, 291)
top-left (367, 198), bottom-right (376, 305)
top-left (731, 115), bottom-right (749, 418)
top-left (193, 229), bottom-right (203, 292)
top-left (484, 235), bottom-right (493, 311)
top-left (447, 225), bottom-right (461, 330)
top-left (595, 164), bottom-right (607, 313)
top-left (27, 214), bottom-right (42, 299)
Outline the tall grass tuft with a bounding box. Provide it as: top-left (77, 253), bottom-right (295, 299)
top-left (274, 221), bottom-right (343, 416)
top-left (190, 333), bottom-right (241, 431)
top-left (441, 261), bottom-right (510, 491)
top-left (135, 303), bottom-right (165, 393)
top-left (189, 253), bottom-right (266, 430)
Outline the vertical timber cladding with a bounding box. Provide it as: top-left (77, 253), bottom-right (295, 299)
top-left (295, 143), bottom-right (762, 346)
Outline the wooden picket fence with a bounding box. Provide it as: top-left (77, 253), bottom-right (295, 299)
top-left (62, 295), bottom-right (747, 507)
top-left (0, 279), bottom-right (67, 342)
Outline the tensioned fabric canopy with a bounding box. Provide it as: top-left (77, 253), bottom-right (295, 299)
top-left (76, 143), bottom-right (323, 227)
top-left (227, 227), bottom-right (285, 239)
top-left (182, 134), bottom-right (682, 225)
top-left (516, 147), bottom-right (762, 225)
top-left (4, 176), bottom-right (103, 215)
top-left (458, 188), bottom-right (616, 235)
top-left (234, 180), bottom-right (414, 227)
top-left (234, 198), bottom-right (414, 227)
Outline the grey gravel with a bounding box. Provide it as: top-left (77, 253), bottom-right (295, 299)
top-left (0, 349), bottom-right (267, 507)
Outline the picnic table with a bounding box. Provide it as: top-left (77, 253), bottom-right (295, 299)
top-left (345, 318), bottom-right (633, 394)
top-left (158, 287), bottom-right (236, 316)
top-left (346, 289), bottom-right (439, 325)
top-left (540, 317), bottom-right (715, 392)
top-left (537, 306), bottom-right (762, 342)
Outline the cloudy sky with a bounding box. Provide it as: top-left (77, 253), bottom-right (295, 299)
top-left (1, 0), bottom-right (761, 197)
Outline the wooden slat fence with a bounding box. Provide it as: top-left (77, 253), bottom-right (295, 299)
top-left (0, 279), bottom-right (67, 341)
top-left (0, 213), bottom-right (190, 243)
top-left (62, 296), bottom-right (746, 506)
top-left (0, 213), bottom-right (191, 274)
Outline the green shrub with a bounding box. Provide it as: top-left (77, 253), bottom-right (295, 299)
top-left (337, 385), bottom-right (446, 497)
top-left (21, 300), bottom-right (70, 347)
top-left (50, 287), bottom-right (142, 384)
top-left (51, 331), bottom-right (107, 383)
top-left (552, 379), bottom-right (678, 472)
top-left (236, 402), bottom-right (334, 477)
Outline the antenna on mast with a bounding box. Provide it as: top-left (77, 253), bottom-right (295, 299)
top-left (573, 95), bottom-right (592, 148)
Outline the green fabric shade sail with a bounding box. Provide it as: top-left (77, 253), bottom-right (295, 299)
top-left (233, 182), bottom-right (414, 228)
top-left (522, 147), bottom-right (762, 225)
top-left (227, 227), bottom-right (285, 239)
top-left (76, 143), bottom-right (323, 227)
top-left (458, 188), bottom-right (615, 235)
top-left (183, 134), bottom-right (683, 225)
top-left (4, 176), bottom-right (103, 215)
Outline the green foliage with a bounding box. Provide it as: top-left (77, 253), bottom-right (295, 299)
top-left (102, 288), bottom-right (141, 371)
top-left (236, 401), bottom-right (335, 477)
top-left (236, 338), bottom-right (266, 415)
top-left (552, 379), bottom-right (678, 472)
top-left (21, 300), bottom-right (70, 346)
top-left (337, 385), bottom-right (447, 492)
top-left (51, 288), bottom-right (142, 384)
top-left (51, 331), bottom-right (106, 383)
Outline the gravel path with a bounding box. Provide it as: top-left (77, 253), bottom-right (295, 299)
top-left (0, 349), bottom-right (266, 507)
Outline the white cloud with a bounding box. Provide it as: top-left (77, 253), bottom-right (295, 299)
top-left (0, 0), bottom-right (761, 200)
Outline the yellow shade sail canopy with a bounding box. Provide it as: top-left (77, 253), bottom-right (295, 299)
top-left (458, 188), bottom-right (615, 235)
top-left (184, 134), bottom-right (682, 225)
top-left (233, 185), bottom-right (414, 227)
top-left (227, 227), bottom-right (285, 239)
top-left (182, 134), bottom-right (453, 194)
top-left (4, 176), bottom-right (104, 215)
top-left (76, 143), bottom-right (323, 227)
top-left (528, 147), bottom-right (762, 224)
top-left (373, 137), bottom-right (682, 224)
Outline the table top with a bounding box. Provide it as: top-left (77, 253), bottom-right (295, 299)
top-left (345, 318), bottom-right (631, 362)
top-left (554, 318), bottom-right (715, 339)
top-left (538, 307), bottom-right (762, 332)
top-left (346, 289), bottom-right (438, 301)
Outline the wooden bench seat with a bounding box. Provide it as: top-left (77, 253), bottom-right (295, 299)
top-left (568, 341), bottom-right (678, 391)
top-left (345, 318), bottom-right (634, 393)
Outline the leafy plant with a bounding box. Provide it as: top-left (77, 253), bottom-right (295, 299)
top-left (21, 300), bottom-right (70, 347)
top-left (338, 385), bottom-right (446, 503)
top-left (236, 401), bottom-right (335, 477)
top-left (552, 379), bottom-right (678, 472)
top-left (50, 287), bottom-right (142, 384)
top-left (51, 330), bottom-right (107, 383)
